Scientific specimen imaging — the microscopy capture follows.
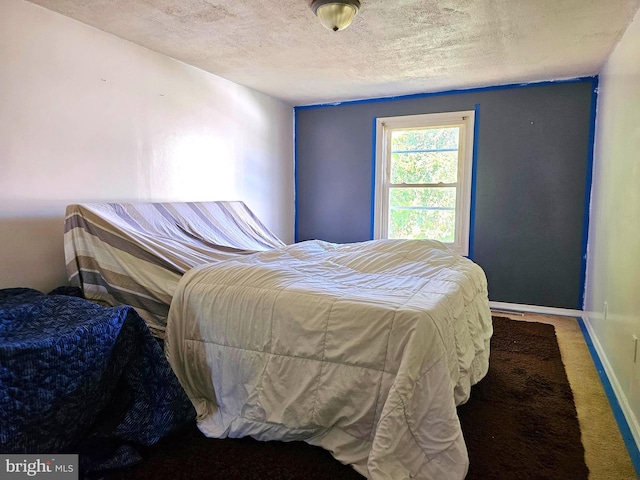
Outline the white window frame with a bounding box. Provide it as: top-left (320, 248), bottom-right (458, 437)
top-left (373, 110), bottom-right (475, 256)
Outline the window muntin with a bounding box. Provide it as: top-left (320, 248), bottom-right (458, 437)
top-left (374, 111), bottom-right (475, 255)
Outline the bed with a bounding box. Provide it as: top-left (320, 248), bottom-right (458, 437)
top-left (64, 201), bottom-right (492, 479)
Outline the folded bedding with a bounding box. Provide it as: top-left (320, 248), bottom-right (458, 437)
top-left (165, 238), bottom-right (492, 479)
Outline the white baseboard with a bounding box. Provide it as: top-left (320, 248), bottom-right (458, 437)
top-left (580, 314), bottom-right (640, 453)
top-left (489, 301), bottom-right (583, 318)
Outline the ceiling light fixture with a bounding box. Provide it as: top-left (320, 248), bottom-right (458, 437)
top-left (311, 0), bottom-right (361, 32)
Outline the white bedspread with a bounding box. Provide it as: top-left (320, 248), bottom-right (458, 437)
top-left (165, 239), bottom-right (492, 479)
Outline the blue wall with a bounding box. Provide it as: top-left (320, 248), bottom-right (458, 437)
top-left (294, 78), bottom-right (597, 309)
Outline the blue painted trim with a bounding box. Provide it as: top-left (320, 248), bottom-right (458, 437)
top-left (370, 116), bottom-right (377, 240)
top-left (578, 76), bottom-right (599, 309)
top-left (576, 317), bottom-right (640, 475)
top-left (293, 108), bottom-right (299, 243)
top-left (294, 76), bottom-right (597, 110)
top-left (468, 104), bottom-right (480, 261)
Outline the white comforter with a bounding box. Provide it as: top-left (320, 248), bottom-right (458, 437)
top-left (165, 239), bottom-right (492, 479)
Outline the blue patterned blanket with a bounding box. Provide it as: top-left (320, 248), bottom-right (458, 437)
top-left (0, 288), bottom-right (195, 473)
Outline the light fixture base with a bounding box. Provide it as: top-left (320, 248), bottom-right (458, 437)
top-left (311, 0), bottom-right (361, 32)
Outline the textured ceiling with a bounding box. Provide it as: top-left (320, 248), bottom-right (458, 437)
top-left (27, 0), bottom-right (640, 106)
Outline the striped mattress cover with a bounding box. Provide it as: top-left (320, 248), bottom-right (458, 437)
top-left (64, 202), bottom-right (285, 336)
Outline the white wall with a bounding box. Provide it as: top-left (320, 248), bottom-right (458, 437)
top-left (584, 7), bottom-right (640, 446)
top-left (0, 0), bottom-right (294, 292)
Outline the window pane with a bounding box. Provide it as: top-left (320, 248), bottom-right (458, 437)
top-left (390, 127), bottom-right (460, 185)
top-left (390, 150), bottom-right (458, 184)
top-left (392, 127), bottom-right (459, 151)
top-left (388, 187), bottom-right (456, 242)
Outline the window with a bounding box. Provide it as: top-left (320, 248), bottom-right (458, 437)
top-left (374, 111), bottom-right (475, 255)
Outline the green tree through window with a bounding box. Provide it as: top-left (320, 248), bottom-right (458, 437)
top-left (389, 127), bottom-right (459, 241)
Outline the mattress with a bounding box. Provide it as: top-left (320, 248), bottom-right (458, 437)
top-left (64, 201), bottom-right (284, 336)
top-left (165, 238), bottom-right (492, 479)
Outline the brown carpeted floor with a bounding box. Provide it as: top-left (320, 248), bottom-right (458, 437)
top-left (89, 316), bottom-right (588, 480)
top-left (496, 311), bottom-right (637, 480)
top-left (457, 317), bottom-right (588, 480)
